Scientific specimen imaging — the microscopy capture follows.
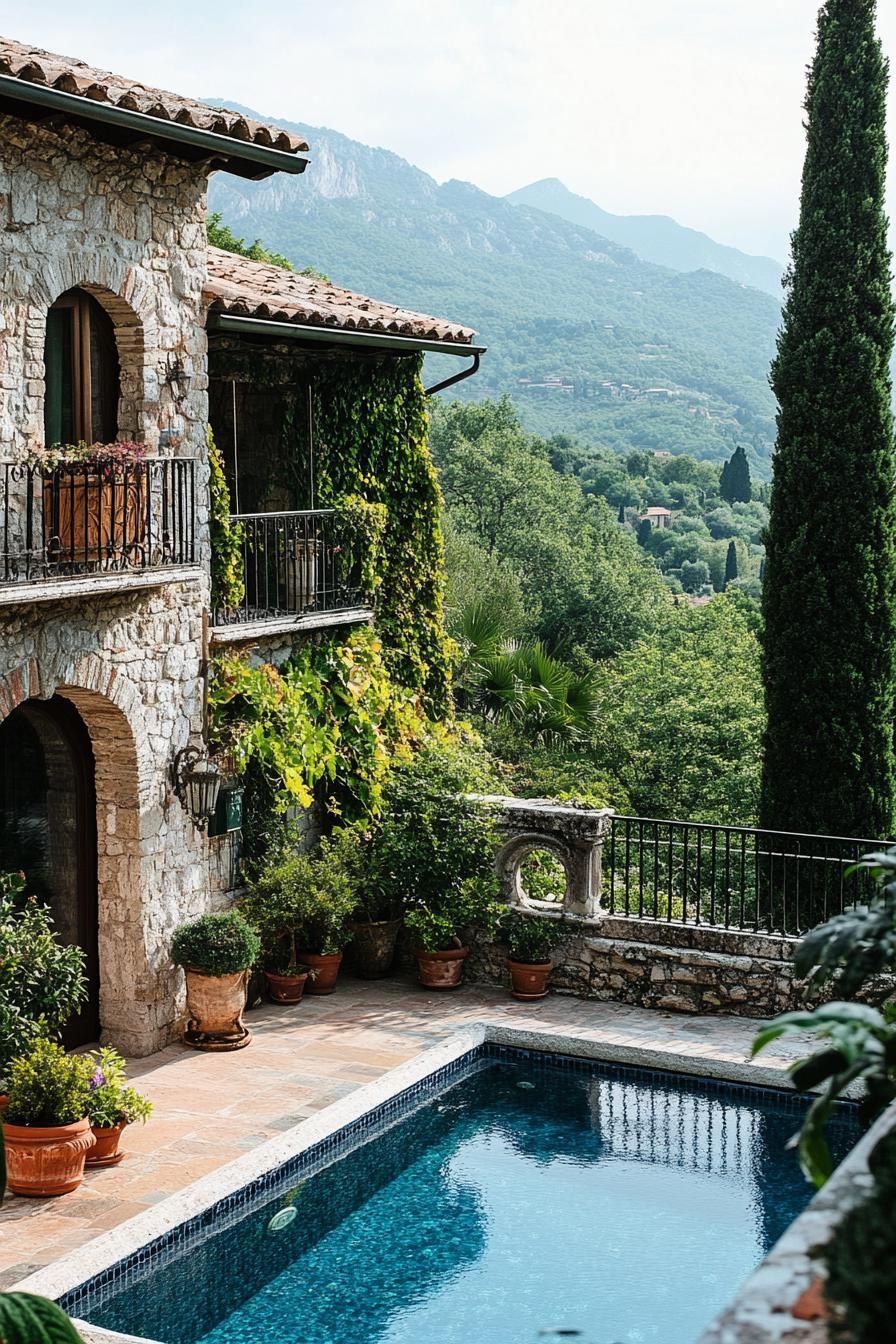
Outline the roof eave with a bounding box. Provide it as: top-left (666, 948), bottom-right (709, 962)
top-left (0, 74), bottom-right (308, 180)
top-left (206, 310), bottom-right (486, 358)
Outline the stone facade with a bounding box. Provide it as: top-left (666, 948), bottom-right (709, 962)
top-left (0, 114), bottom-right (215, 1054)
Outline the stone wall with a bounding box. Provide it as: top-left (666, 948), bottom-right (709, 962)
top-left (0, 114), bottom-right (209, 462)
top-left (0, 115), bottom-right (217, 1054)
top-left (468, 915), bottom-right (804, 1019)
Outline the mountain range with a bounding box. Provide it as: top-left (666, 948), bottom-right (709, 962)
top-left (206, 106), bottom-right (783, 470)
top-left (505, 179), bottom-right (783, 297)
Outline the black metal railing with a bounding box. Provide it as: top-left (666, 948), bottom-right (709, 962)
top-left (212, 509), bottom-right (364, 626)
top-left (606, 816), bottom-right (890, 937)
top-left (0, 458), bottom-right (196, 585)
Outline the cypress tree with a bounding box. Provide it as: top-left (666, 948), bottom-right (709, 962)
top-left (617, 501), bottom-right (626, 525)
top-left (636, 518), bottom-right (653, 549)
top-left (724, 540), bottom-right (739, 586)
top-left (720, 445), bottom-right (752, 503)
top-left (760, 0), bottom-right (896, 838)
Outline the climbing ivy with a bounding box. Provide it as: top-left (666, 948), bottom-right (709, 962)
top-left (207, 425), bottom-right (244, 611)
top-left (311, 356), bottom-right (453, 716)
top-left (208, 626), bottom-right (426, 822)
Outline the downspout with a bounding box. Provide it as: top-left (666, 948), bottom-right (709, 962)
top-left (424, 352), bottom-right (482, 398)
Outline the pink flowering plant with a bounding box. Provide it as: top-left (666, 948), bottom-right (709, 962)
top-left (27, 441), bottom-right (148, 476)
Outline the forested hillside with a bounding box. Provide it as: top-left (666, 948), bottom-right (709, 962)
top-left (206, 106), bottom-right (781, 472)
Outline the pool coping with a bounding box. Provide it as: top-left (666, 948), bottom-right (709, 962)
top-left (10, 1020), bottom-right (853, 1344)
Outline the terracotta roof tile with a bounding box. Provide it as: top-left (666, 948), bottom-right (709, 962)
top-left (0, 36), bottom-right (308, 155)
top-left (205, 248), bottom-right (476, 347)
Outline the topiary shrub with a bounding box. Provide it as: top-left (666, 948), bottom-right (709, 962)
top-left (822, 1127), bottom-right (896, 1343)
top-left (171, 911), bottom-right (260, 977)
top-left (4, 1039), bottom-right (94, 1127)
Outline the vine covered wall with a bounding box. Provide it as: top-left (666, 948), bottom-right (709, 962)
top-left (312, 355), bottom-right (452, 715)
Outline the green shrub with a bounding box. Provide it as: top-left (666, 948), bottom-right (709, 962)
top-left (242, 829), bottom-right (361, 962)
top-left (4, 1039), bottom-right (94, 1127)
top-left (822, 1128), bottom-right (896, 1343)
top-left (502, 912), bottom-right (560, 964)
top-left (171, 911), bottom-right (260, 977)
top-left (368, 727), bottom-right (499, 914)
top-left (0, 871), bottom-right (87, 1086)
top-left (85, 1047), bottom-right (152, 1129)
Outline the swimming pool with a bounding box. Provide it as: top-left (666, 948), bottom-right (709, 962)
top-left (66, 1046), bottom-right (860, 1344)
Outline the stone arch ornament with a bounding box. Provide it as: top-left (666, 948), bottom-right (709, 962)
top-left (488, 798), bottom-right (615, 920)
top-left (0, 653), bottom-right (157, 1054)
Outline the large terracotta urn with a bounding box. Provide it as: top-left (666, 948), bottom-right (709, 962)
top-left (184, 967), bottom-right (251, 1051)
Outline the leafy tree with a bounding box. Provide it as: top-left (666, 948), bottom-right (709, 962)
top-left (719, 445), bottom-right (752, 503)
top-left (207, 211), bottom-right (294, 270)
top-left (431, 398), bottom-right (667, 661)
top-left (680, 558), bottom-right (710, 593)
top-left (724, 540), bottom-right (739, 586)
top-left (592, 594), bottom-right (764, 822)
top-left (760, 0), bottom-right (896, 838)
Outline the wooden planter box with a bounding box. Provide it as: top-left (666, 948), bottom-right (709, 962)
top-left (43, 469), bottom-right (146, 568)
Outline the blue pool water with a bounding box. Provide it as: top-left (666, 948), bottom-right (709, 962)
top-left (80, 1052), bottom-right (860, 1344)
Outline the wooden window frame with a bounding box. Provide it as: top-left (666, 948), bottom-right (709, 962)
top-left (50, 292), bottom-right (93, 443)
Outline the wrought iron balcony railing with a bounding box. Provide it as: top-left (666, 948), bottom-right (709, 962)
top-left (211, 509), bottom-right (365, 627)
top-left (0, 458), bottom-right (197, 585)
top-left (606, 815), bottom-right (890, 937)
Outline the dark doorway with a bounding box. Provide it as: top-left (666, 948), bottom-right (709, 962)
top-left (0, 696), bottom-right (100, 1046)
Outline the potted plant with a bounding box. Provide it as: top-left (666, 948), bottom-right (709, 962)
top-left (171, 911), bottom-right (260, 1051)
top-left (366, 735), bottom-right (502, 990)
top-left (3, 1039), bottom-right (96, 1196)
top-left (84, 1047), bottom-right (152, 1167)
top-left (0, 871), bottom-right (87, 1100)
top-left (502, 912), bottom-right (558, 1000)
top-left (243, 830), bottom-right (357, 999)
top-left (406, 878), bottom-right (503, 990)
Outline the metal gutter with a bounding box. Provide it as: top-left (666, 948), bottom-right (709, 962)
top-left (424, 352), bottom-right (481, 397)
top-left (0, 75), bottom-right (309, 178)
top-left (207, 310), bottom-right (487, 359)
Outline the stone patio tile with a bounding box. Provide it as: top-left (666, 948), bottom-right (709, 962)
top-left (2, 980), bottom-right (812, 1282)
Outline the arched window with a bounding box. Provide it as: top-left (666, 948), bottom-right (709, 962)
top-left (44, 289), bottom-right (120, 445)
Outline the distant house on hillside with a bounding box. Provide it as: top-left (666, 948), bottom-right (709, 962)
top-left (642, 506), bottom-right (673, 529)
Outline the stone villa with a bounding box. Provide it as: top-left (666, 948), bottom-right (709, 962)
top-left (0, 37), bottom-right (482, 1056)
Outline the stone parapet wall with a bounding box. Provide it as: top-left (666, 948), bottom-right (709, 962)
top-left (467, 915), bottom-right (804, 1017)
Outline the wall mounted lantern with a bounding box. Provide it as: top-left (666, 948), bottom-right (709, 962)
top-left (172, 744), bottom-right (221, 831)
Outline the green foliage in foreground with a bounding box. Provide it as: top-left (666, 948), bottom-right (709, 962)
top-left (822, 1127), bottom-right (896, 1343)
top-left (760, 0), bottom-right (896, 837)
top-left (0, 1293), bottom-right (83, 1344)
top-left (753, 848), bottom-right (896, 1187)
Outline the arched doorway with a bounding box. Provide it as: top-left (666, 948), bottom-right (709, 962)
top-left (0, 696), bottom-right (100, 1046)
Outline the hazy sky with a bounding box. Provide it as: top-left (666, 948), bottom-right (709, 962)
top-left (4, 0), bottom-right (896, 262)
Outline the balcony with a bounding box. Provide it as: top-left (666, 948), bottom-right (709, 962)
top-left (0, 458), bottom-right (199, 605)
top-left (209, 509), bottom-right (373, 642)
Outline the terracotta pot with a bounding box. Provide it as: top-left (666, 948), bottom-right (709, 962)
top-left (184, 967), bottom-right (251, 1051)
top-left (349, 919), bottom-right (402, 979)
top-left (0, 1093), bottom-right (8, 1113)
top-left (416, 945), bottom-right (469, 990)
top-left (87, 1120), bottom-right (127, 1168)
top-left (4, 1117), bottom-right (95, 1197)
top-left (298, 952), bottom-right (343, 995)
top-left (265, 969), bottom-right (310, 1004)
top-left (508, 959), bottom-right (553, 1001)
